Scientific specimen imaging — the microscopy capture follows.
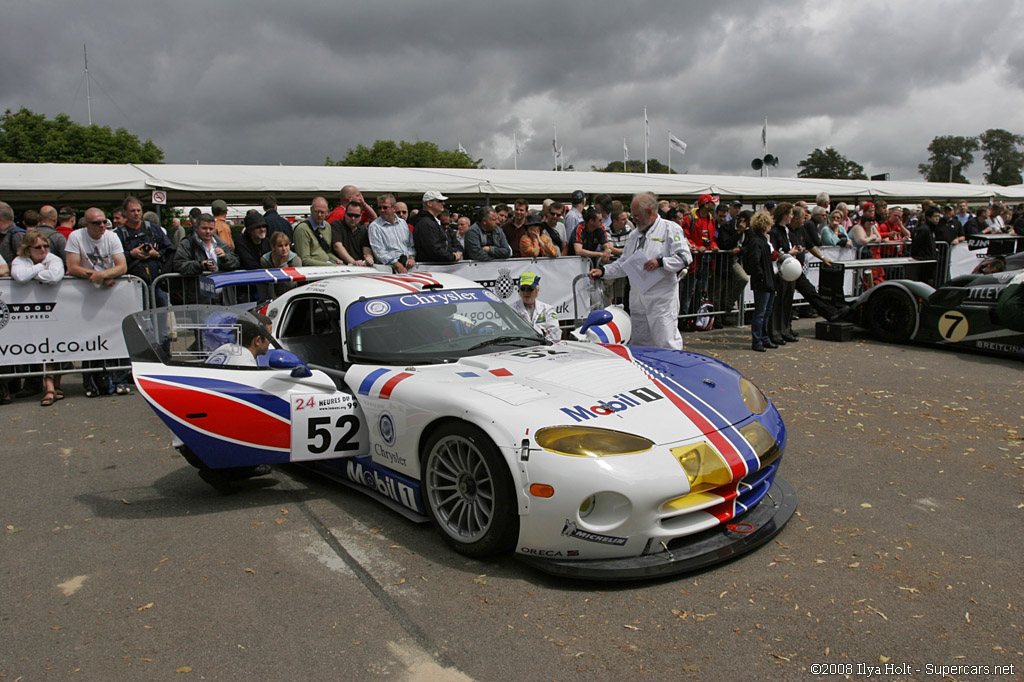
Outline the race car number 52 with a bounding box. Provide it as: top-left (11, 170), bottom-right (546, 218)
top-left (290, 393), bottom-right (370, 461)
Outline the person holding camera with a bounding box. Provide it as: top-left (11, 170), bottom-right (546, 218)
top-left (172, 212), bottom-right (239, 303)
top-left (115, 196), bottom-right (173, 304)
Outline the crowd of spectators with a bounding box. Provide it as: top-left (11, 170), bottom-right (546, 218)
top-left (2, 187), bottom-right (1024, 403)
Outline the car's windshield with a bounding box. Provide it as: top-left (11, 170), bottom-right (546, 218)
top-left (345, 288), bottom-right (544, 362)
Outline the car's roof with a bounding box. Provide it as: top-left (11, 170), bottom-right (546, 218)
top-left (276, 270), bottom-right (483, 307)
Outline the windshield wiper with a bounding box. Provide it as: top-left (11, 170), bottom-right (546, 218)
top-left (467, 335), bottom-right (541, 351)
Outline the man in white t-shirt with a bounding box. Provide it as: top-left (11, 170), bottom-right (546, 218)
top-left (66, 207), bottom-right (127, 287)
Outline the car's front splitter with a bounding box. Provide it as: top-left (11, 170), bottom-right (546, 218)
top-left (515, 477), bottom-right (797, 581)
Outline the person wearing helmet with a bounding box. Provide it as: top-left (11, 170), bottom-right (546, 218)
top-left (509, 272), bottom-right (561, 343)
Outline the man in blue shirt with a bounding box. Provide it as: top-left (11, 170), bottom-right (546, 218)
top-left (368, 193), bottom-right (416, 272)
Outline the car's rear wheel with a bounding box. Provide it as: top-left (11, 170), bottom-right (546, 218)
top-left (867, 288), bottom-right (917, 343)
top-left (423, 423), bottom-right (518, 557)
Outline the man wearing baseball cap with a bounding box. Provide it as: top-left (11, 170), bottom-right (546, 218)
top-left (509, 272), bottom-right (561, 343)
top-left (413, 190), bottom-right (462, 263)
top-left (564, 190), bottom-right (586, 241)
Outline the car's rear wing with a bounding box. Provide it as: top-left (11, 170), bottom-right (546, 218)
top-left (199, 265), bottom-right (390, 298)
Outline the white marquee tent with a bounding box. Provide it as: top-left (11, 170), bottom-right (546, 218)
top-left (2, 163), bottom-right (1023, 207)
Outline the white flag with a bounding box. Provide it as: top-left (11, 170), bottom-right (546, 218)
top-left (458, 142), bottom-right (468, 155)
top-left (623, 139), bottom-right (629, 160)
top-left (761, 117), bottom-right (767, 148)
top-left (555, 146), bottom-right (563, 160)
top-left (669, 133), bottom-right (687, 155)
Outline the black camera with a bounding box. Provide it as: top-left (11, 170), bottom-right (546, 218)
top-left (140, 243), bottom-right (153, 253)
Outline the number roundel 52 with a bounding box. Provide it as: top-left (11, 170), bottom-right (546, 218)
top-left (291, 393), bottom-right (369, 462)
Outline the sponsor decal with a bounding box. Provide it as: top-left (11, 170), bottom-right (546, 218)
top-left (516, 544), bottom-right (573, 557)
top-left (561, 520), bottom-right (628, 546)
top-left (373, 442), bottom-right (407, 467)
top-left (365, 300), bottom-right (391, 316)
top-left (559, 386), bottom-right (664, 422)
top-left (976, 340), bottom-right (1024, 354)
top-left (378, 412), bottom-right (396, 445)
top-left (966, 286), bottom-right (1000, 301)
top-left (482, 289), bottom-right (500, 303)
top-left (0, 295), bottom-right (8, 330)
top-left (345, 458), bottom-right (421, 513)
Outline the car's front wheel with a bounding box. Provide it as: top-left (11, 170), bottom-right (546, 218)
top-left (867, 287), bottom-right (917, 343)
top-left (423, 423), bottom-right (519, 557)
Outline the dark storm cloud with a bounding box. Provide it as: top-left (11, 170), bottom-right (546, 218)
top-left (2, 0), bottom-right (1021, 181)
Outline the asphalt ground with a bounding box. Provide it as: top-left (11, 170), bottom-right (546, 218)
top-left (1, 318), bottom-right (1022, 682)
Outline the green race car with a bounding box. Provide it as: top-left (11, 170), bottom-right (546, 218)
top-left (847, 270), bottom-right (1024, 360)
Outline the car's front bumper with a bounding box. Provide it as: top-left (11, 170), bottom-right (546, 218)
top-left (515, 476), bottom-right (797, 580)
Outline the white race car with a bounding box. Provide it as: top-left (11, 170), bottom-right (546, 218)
top-left (123, 269), bottom-right (795, 579)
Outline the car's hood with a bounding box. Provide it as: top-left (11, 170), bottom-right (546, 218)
top-left (350, 342), bottom-right (756, 445)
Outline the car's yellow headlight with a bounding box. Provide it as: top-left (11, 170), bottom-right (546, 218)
top-left (740, 377), bottom-right (769, 414)
top-left (670, 442), bottom-right (732, 493)
top-left (739, 421), bottom-right (781, 467)
top-left (535, 426), bottom-right (654, 457)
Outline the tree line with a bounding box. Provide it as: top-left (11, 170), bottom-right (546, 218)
top-left (797, 129), bottom-right (1024, 185)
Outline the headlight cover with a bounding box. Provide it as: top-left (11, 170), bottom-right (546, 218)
top-left (535, 426), bottom-right (654, 458)
top-left (739, 377), bottom-right (769, 414)
top-left (670, 442), bottom-right (732, 494)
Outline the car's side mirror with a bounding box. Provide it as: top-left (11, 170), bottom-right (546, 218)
top-left (267, 349), bottom-right (313, 378)
top-left (579, 309), bottom-right (613, 335)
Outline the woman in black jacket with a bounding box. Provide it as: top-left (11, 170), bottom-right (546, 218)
top-left (742, 210), bottom-right (777, 352)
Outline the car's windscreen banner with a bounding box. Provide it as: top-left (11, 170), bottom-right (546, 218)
top-left (346, 288), bottom-right (499, 329)
top-left (0, 277), bottom-right (145, 365)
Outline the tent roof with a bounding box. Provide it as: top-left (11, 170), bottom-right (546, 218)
top-left (1, 162), bottom-right (1021, 207)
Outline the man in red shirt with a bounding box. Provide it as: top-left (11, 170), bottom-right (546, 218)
top-left (686, 195), bottom-right (718, 314)
top-left (326, 185), bottom-right (378, 226)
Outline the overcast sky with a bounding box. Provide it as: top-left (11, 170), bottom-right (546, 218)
top-left (4, 0), bottom-right (1023, 183)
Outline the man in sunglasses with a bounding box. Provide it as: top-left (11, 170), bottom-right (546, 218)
top-left (66, 207), bottom-right (127, 287)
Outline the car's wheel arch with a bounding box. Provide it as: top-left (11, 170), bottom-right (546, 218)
top-left (417, 416), bottom-right (524, 556)
top-left (418, 416), bottom-right (524, 487)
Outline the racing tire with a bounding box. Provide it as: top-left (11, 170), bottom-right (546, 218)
top-left (866, 287), bottom-right (917, 343)
top-left (422, 423), bottom-right (519, 557)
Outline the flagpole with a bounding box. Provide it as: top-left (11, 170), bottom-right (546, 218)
top-left (644, 107), bottom-right (649, 174)
top-left (763, 116), bottom-right (768, 178)
top-left (513, 132), bottom-right (518, 171)
top-left (623, 138), bottom-right (627, 172)
top-left (553, 126), bottom-right (559, 171)
top-left (668, 130), bottom-right (671, 173)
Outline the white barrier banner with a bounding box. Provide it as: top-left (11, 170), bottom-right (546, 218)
top-left (0, 277), bottom-right (146, 366)
top-left (419, 257), bottom-right (591, 323)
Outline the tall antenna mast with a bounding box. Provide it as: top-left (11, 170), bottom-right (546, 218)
top-left (84, 44), bottom-right (92, 125)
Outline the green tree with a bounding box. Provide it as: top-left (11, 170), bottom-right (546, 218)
top-left (327, 140), bottom-right (479, 168)
top-left (594, 159), bottom-right (676, 174)
top-left (918, 135), bottom-right (979, 183)
top-left (978, 128), bottom-right (1024, 186)
top-left (0, 107), bottom-right (163, 163)
top-left (796, 147), bottom-right (867, 179)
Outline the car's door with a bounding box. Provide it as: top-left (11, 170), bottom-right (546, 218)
top-left (123, 306), bottom-right (369, 469)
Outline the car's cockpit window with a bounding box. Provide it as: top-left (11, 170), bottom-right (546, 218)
top-left (346, 288), bottom-right (544, 362)
top-left (278, 296), bottom-right (344, 369)
top-left (122, 305), bottom-right (280, 367)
